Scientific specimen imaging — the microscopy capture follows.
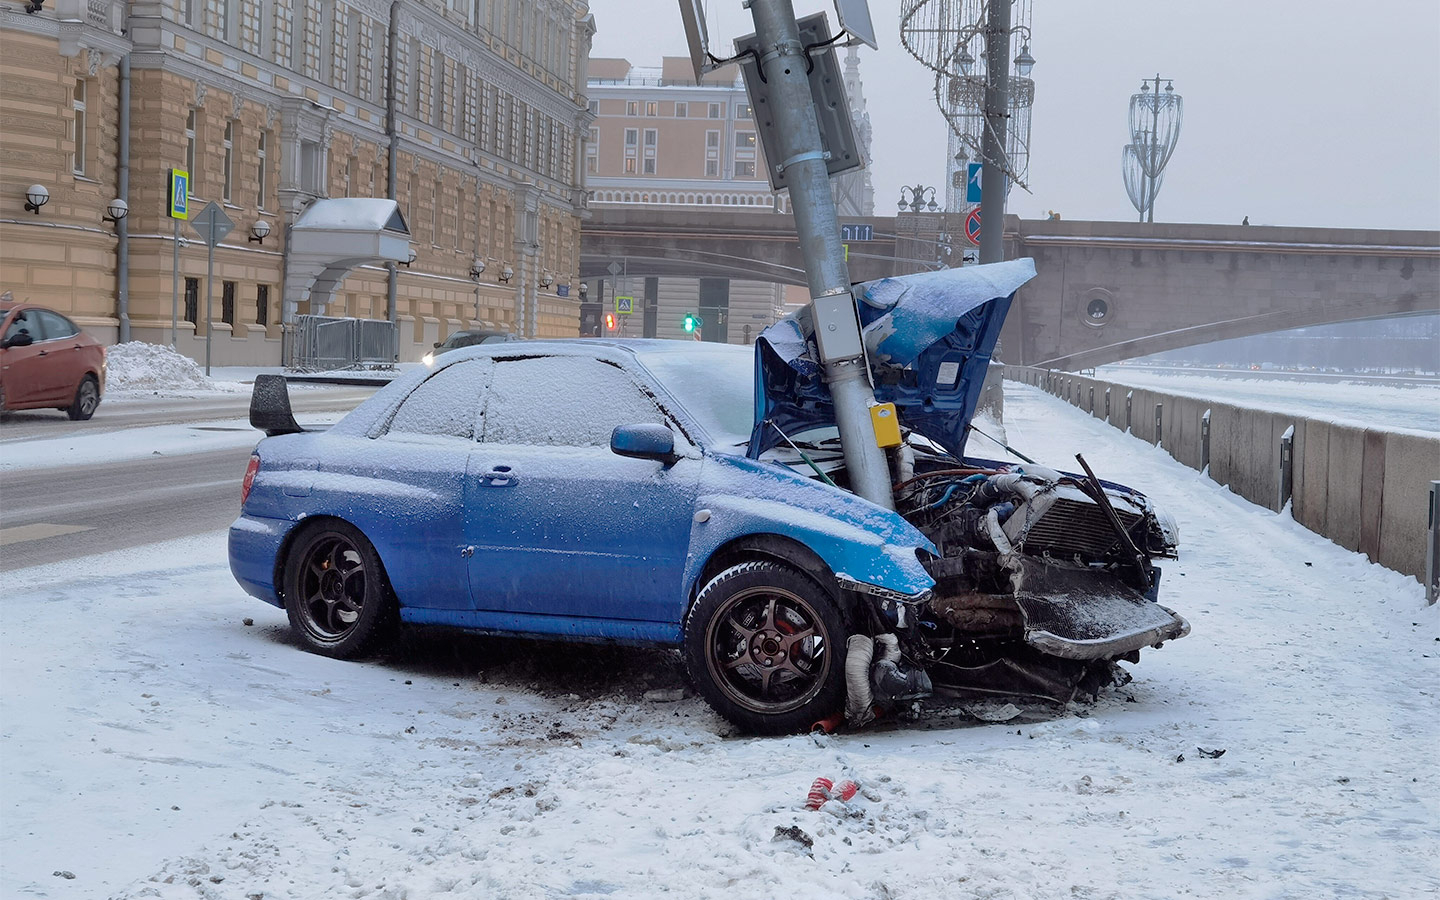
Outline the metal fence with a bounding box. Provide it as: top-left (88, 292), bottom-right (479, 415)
top-left (287, 315), bottom-right (396, 370)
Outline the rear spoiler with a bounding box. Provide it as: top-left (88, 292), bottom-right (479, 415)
top-left (250, 374), bottom-right (305, 436)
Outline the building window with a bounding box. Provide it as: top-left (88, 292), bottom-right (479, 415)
top-left (705, 130), bottom-right (719, 149)
top-left (643, 128), bottom-right (657, 147)
top-left (708, 102), bottom-right (721, 118)
top-left (643, 158), bottom-right (655, 174)
top-left (185, 109), bottom-right (197, 195)
top-left (205, 0), bottom-right (231, 41)
top-left (303, 2), bottom-right (324, 79)
top-left (735, 161), bottom-right (756, 178)
top-left (624, 128), bottom-right (638, 146)
top-left (240, 0), bottom-right (260, 53)
top-left (184, 278), bottom-right (199, 325)
top-left (221, 281), bottom-right (236, 325)
top-left (645, 101), bottom-right (657, 116)
top-left (623, 157), bottom-right (636, 174)
top-left (256, 132), bottom-right (268, 208)
top-left (586, 156), bottom-right (598, 174)
top-left (736, 103), bottom-right (753, 119)
top-left (222, 120), bottom-right (235, 201)
top-left (272, 1), bottom-right (291, 69)
top-left (626, 100), bottom-right (638, 116)
top-left (431, 180), bottom-right (440, 243)
top-left (705, 159), bottom-right (718, 177)
top-left (588, 99), bottom-right (598, 115)
top-left (736, 131), bottom-right (756, 148)
top-left (71, 80), bottom-right (87, 176)
top-left (674, 102), bottom-right (687, 118)
top-left (256, 284), bottom-right (270, 326)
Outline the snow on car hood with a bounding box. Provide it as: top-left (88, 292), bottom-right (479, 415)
top-left (747, 259), bottom-right (1037, 459)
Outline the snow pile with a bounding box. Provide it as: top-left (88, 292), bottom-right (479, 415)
top-left (105, 342), bottom-right (247, 395)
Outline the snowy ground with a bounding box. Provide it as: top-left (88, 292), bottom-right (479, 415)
top-left (3, 384), bottom-right (1436, 899)
top-left (1094, 365), bottom-right (1440, 434)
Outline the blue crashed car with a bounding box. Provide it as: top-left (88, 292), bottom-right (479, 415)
top-left (230, 262), bottom-right (1186, 734)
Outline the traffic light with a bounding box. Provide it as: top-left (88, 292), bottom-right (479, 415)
top-left (605, 312), bottom-right (617, 332)
top-left (682, 313), bottom-right (702, 333)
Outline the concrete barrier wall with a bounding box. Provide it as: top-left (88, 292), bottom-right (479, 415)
top-left (1006, 366), bottom-right (1440, 582)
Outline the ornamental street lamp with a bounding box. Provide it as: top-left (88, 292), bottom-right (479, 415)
top-left (897, 184), bottom-right (940, 213)
top-left (1123, 75), bottom-right (1183, 223)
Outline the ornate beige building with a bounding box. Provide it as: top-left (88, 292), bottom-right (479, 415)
top-left (0, 0), bottom-right (594, 365)
top-left (580, 51), bottom-right (873, 344)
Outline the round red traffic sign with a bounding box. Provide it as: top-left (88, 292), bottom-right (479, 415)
top-left (965, 207), bottom-right (982, 245)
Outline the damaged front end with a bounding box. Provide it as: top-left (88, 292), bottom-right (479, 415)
top-left (750, 262), bottom-right (1189, 713)
top-left (898, 459), bottom-right (1187, 704)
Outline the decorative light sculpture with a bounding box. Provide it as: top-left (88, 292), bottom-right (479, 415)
top-left (900, 0), bottom-right (1036, 211)
top-left (1125, 76), bottom-right (1183, 222)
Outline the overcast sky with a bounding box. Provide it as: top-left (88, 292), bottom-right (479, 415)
top-left (587, 0), bottom-right (1440, 230)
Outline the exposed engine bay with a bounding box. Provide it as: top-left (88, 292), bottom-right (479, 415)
top-left (787, 436), bottom-right (1189, 723)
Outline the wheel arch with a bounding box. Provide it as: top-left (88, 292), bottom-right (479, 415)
top-left (272, 513), bottom-right (398, 607)
top-left (687, 533), bottom-right (851, 625)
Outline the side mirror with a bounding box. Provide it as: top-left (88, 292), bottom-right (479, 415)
top-left (611, 423), bottom-right (679, 466)
top-left (433, 341), bottom-right (443, 348)
top-left (2, 332), bottom-right (33, 349)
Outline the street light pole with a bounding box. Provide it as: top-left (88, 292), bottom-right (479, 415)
top-left (977, 0), bottom-right (1012, 265)
top-left (745, 0), bottom-right (894, 510)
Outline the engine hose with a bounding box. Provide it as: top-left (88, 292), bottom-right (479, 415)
top-left (986, 506), bottom-right (1014, 554)
top-left (874, 632), bottom-right (901, 665)
top-left (844, 635), bottom-right (876, 726)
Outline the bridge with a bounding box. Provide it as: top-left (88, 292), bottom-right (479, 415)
top-left (580, 207), bottom-right (1439, 369)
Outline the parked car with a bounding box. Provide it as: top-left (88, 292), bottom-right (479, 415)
top-left (421, 329), bottom-right (518, 365)
top-left (230, 262), bottom-right (1186, 734)
top-left (0, 296), bottom-right (106, 420)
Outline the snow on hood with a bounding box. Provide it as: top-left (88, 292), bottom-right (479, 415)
top-left (748, 259), bottom-right (1036, 459)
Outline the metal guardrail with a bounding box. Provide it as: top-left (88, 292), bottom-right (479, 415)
top-left (287, 315), bottom-right (396, 370)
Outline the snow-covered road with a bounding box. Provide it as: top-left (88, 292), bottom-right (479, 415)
top-left (3, 384), bottom-right (1435, 899)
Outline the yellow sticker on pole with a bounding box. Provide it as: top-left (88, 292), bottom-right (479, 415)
top-left (870, 402), bottom-right (902, 448)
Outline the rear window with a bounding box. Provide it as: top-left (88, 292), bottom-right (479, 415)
top-left (36, 310), bottom-right (78, 339)
top-left (385, 360), bottom-right (490, 439)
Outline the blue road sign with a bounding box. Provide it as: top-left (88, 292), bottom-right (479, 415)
top-left (966, 163), bottom-right (983, 204)
top-left (840, 223), bottom-right (873, 242)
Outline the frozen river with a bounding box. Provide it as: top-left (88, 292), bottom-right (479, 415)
top-left (1093, 365), bottom-right (1440, 433)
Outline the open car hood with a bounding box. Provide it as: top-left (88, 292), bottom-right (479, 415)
top-left (748, 259), bottom-right (1036, 459)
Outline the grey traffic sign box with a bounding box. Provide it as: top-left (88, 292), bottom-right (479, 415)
top-left (190, 201), bottom-right (234, 247)
top-left (735, 12), bottom-right (864, 192)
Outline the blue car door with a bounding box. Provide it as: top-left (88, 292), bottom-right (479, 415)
top-left (349, 357), bottom-right (491, 610)
top-left (465, 355), bottom-right (699, 624)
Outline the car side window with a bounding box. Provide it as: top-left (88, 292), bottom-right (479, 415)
top-left (385, 359), bottom-right (490, 439)
top-left (36, 310), bottom-right (78, 340)
top-left (4, 311), bottom-right (43, 343)
top-left (482, 356), bottom-right (665, 447)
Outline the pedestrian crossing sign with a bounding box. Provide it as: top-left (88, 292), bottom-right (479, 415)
top-left (168, 169), bottom-right (189, 220)
top-left (615, 295), bottom-right (634, 315)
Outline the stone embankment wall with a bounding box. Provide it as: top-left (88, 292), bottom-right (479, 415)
top-left (1006, 367), bottom-right (1440, 582)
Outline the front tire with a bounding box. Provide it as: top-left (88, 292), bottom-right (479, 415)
top-left (66, 375), bottom-right (99, 420)
top-left (683, 560), bottom-right (847, 735)
top-left (281, 520), bottom-right (398, 659)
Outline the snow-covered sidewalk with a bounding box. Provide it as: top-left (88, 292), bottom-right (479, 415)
top-left (2, 384), bottom-right (1435, 899)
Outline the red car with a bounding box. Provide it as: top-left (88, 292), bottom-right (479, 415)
top-left (0, 297), bottom-right (106, 420)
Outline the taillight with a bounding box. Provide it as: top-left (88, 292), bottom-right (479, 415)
top-left (241, 454), bottom-right (260, 506)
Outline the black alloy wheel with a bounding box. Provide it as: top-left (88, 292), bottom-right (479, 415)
top-left (683, 560), bottom-right (847, 735)
top-left (66, 375), bottom-right (99, 420)
top-left (282, 520), bottom-right (397, 658)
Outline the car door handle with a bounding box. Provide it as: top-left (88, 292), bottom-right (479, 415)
top-left (480, 466), bottom-right (518, 487)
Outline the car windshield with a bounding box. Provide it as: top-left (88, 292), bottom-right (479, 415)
top-left (633, 344), bottom-right (756, 449)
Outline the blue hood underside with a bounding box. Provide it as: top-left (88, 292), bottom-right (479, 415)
top-left (748, 259), bottom-right (1037, 460)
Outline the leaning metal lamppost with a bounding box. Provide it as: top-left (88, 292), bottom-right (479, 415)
top-left (898, 184), bottom-right (940, 212)
top-left (1123, 75), bottom-right (1182, 223)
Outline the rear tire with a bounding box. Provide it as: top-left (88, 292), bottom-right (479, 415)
top-left (66, 375), bottom-right (99, 420)
top-left (683, 560), bottom-right (847, 735)
top-left (281, 520), bottom-right (398, 659)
